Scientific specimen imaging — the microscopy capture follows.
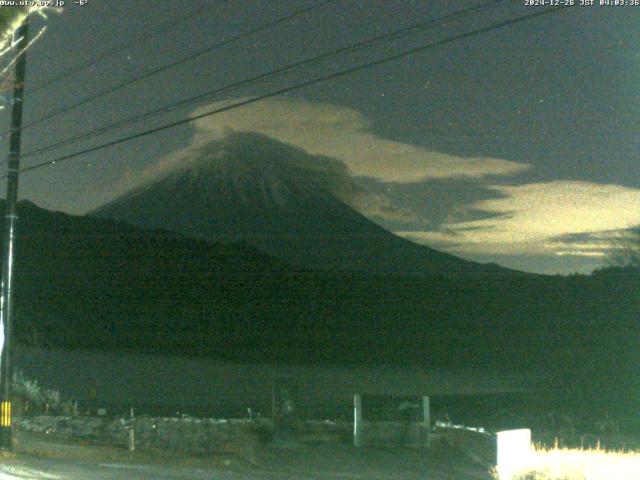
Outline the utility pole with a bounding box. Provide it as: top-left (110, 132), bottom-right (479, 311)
top-left (0, 20), bottom-right (29, 451)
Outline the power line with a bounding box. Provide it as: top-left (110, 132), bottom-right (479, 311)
top-left (18, 5), bottom-right (568, 174)
top-left (15, 0), bottom-right (339, 135)
top-left (30, 2), bottom-right (220, 94)
top-left (10, 6), bottom-right (569, 179)
top-left (22, 0), bottom-right (512, 159)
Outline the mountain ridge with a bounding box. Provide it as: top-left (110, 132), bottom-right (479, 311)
top-left (93, 131), bottom-right (522, 277)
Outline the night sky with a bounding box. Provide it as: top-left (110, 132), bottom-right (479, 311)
top-left (1, 0), bottom-right (638, 274)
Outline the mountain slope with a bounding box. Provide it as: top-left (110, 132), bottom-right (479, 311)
top-left (0, 200), bottom-right (545, 367)
top-left (93, 132), bottom-right (516, 277)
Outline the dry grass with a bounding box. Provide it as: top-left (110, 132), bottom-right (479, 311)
top-left (493, 445), bottom-right (640, 480)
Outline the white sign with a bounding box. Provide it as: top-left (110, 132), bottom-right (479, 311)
top-left (496, 428), bottom-right (531, 480)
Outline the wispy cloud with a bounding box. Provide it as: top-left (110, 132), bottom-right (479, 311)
top-left (398, 181), bottom-right (640, 261)
top-left (190, 98), bottom-right (529, 183)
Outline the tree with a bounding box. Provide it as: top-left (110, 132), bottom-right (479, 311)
top-left (606, 226), bottom-right (640, 268)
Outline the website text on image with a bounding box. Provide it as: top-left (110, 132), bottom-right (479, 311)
top-left (0, 1), bottom-right (65, 7)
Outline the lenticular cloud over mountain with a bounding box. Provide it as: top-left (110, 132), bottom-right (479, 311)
top-left (93, 131), bottom-right (514, 277)
top-left (189, 98), bottom-right (530, 184)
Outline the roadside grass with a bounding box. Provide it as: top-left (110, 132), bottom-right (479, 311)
top-left (492, 445), bottom-right (640, 480)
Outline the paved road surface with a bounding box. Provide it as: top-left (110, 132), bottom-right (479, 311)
top-left (0, 444), bottom-right (493, 479)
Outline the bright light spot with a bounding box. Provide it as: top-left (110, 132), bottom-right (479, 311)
top-left (496, 429), bottom-right (531, 480)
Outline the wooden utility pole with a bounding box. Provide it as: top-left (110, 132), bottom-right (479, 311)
top-left (0, 20), bottom-right (29, 451)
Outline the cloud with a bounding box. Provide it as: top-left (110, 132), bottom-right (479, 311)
top-left (190, 98), bottom-right (529, 183)
top-left (110, 128), bottom-right (416, 222)
top-left (117, 97), bottom-right (524, 221)
top-left (397, 181), bottom-right (640, 260)
top-left (545, 230), bottom-right (626, 258)
top-left (348, 189), bottom-right (417, 222)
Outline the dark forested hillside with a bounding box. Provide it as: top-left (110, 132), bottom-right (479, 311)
top-left (6, 200), bottom-right (637, 404)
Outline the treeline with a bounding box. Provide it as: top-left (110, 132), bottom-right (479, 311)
top-left (4, 200), bottom-right (639, 413)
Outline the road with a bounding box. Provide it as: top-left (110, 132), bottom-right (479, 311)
top-left (0, 444), bottom-right (493, 480)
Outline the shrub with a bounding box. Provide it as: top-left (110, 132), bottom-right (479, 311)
top-left (12, 370), bottom-right (75, 415)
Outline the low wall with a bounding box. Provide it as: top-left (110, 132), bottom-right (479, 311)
top-left (16, 414), bottom-right (437, 454)
top-left (15, 415), bottom-right (357, 456)
top-left (16, 414), bottom-right (267, 459)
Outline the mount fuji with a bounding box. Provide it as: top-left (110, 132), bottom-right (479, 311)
top-left (93, 132), bottom-right (516, 277)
